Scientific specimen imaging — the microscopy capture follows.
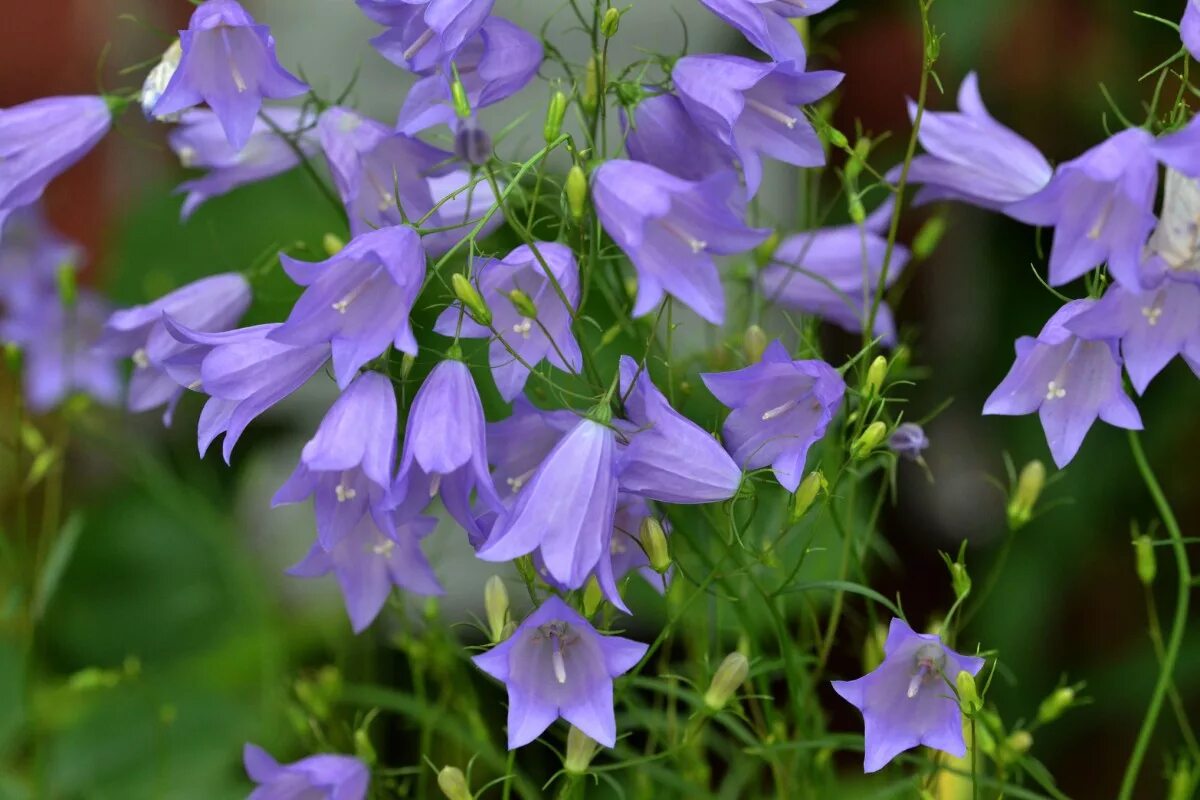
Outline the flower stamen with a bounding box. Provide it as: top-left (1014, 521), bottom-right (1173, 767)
top-left (746, 98), bottom-right (798, 129)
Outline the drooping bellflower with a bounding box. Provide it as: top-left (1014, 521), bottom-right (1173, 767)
top-left (831, 617), bottom-right (985, 773)
top-left (360, 0), bottom-right (496, 74)
top-left (697, 0), bottom-right (834, 70)
top-left (472, 595), bottom-right (647, 749)
top-left (701, 339), bottom-right (846, 492)
top-left (244, 744), bottom-right (369, 800)
top-left (888, 422), bottom-right (929, 461)
top-left (433, 243), bottom-right (581, 400)
top-left (623, 94), bottom-right (734, 182)
top-left (983, 300), bottom-right (1142, 467)
top-left (152, 0), bottom-right (308, 151)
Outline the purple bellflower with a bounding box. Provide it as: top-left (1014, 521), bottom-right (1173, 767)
top-left (623, 94), bottom-right (734, 182)
top-left (421, 170), bottom-right (503, 257)
top-left (593, 160), bottom-right (769, 324)
top-left (0, 96), bottom-right (111, 229)
top-left (472, 595), bottom-right (647, 749)
top-left (486, 396), bottom-right (579, 498)
top-left (832, 617), bottom-right (985, 773)
top-left (697, 0), bottom-right (835, 69)
top-left (392, 358), bottom-right (504, 546)
top-left (0, 207), bottom-right (79, 311)
top-left (271, 225), bottom-right (425, 389)
top-left (162, 321), bottom-right (330, 462)
top-left (888, 422), bottom-right (929, 461)
top-left (983, 299), bottom-right (1142, 467)
top-left (244, 744), bottom-right (369, 800)
top-left (361, 0), bottom-right (496, 74)
top-left (902, 72), bottom-right (1052, 211)
top-left (701, 339), bottom-right (845, 492)
top-left (1006, 128), bottom-right (1158, 288)
top-left (96, 273), bottom-right (251, 424)
top-left (1184, 0), bottom-right (1200, 60)
top-left (317, 106), bottom-right (450, 235)
top-left (169, 107), bottom-right (318, 219)
top-left (274, 372), bottom-right (398, 550)
top-left (673, 55), bottom-right (842, 197)
top-left (152, 0), bottom-right (308, 151)
top-left (434, 243), bottom-right (582, 400)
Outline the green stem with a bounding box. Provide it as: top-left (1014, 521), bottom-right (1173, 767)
top-left (1117, 431), bottom-right (1193, 800)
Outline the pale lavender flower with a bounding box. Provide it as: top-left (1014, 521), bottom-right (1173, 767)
top-left (1183, 0), bottom-right (1200, 60)
top-left (701, 340), bottom-right (845, 492)
top-left (433, 243), bottom-right (581, 400)
top-left (832, 617), bottom-right (985, 773)
top-left (1007, 128), bottom-right (1157, 288)
top-left (472, 595), bottom-right (647, 749)
top-left (244, 744), bottom-right (369, 800)
top-left (0, 207), bottom-right (79, 311)
top-left (273, 372), bottom-right (397, 550)
top-left (486, 396), bottom-right (579, 498)
top-left (888, 422), bottom-right (929, 461)
top-left (270, 225), bottom-right (425, 389)
top-left (1140, 167), bottom-right (1200, 286)
top-left (673, 55), bottom-right (841, 197)
top-left (983, 300), bottom-right (1142, 467)
top-left (623, 94), bottom-right (734, 182)
top-left (152, 0), bottom-right (307, 151)
top-left (593, 160), bottom-right (769, 324)
top-left (362, 0), bottom-right (495, 74)
top-left (420, 170), bottom-right (503, 257)
top-left (169, 107), bottom-right (318, 218)
top-left (697, 0), bottom-right (819, 69)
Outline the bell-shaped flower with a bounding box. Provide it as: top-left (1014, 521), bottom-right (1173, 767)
top-left (888, 422), bottom-right (930, 461)
top-left (902, 72), bottom-right (1052, 211)
top-left (169, 107), bottom-right (318, 219)
top-left (0, 207), bottom-right (79, 311)
top-left (317, 106), bottom-right (450, 235)
top-left (163, 321), bottom-right (330, 462)
top-left (361, 0), bottom-right (495, 74)
top-left (393, 358), bottom-right (504, 546)
top-left (152, 0), bottom-right (308, 151)
top-left (673, 55), bottom-right (841, 197)
top-left (623, 94), bottom-right (734, 182)
top-left (697, 0), bottom-right (825, 69)
top-left (244, 744), bottom-right (369, 800)
top-left (0, 96), bottom-right (112, 226)
top-left (270, 225), bottom-right (425, 389)
top-left (1183, 0), bottom-right (1200, 60)
top-left (1006, 128), bottom-right (1157, 288)
top-left (701, 340), bottom-right (845, 492)
top-left (486, 396), bottom-right (579, 499)
top-left (274, 372), bottom-right (398, 550)
top-left (288, 510), bottom-right (442, 633)
top-left (831, 617), bottom-right (985, 773)
top-left (983, 300), bottom-right (1142, 467)
top-left (397, 17), bottom-right (541, 135)
top-left (593, 160), bottom-right (769, 324)
top-left (434, 243), bottom-right (581, 400)
top-left (472, 595), bottom-right (647, 749)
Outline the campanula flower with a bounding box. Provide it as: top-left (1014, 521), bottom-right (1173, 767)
top-left (270, 225), bottom-right (425, 389)
top-left (274, 372), bottom-right (398, 550)
top-left (421, 170), bottom-right (503, 257)
top-left (472, 595), bottom-right (647, 749)
top-left (0, 207), bottom-right (78, 311)
top-left (701, 340), bottom-right (845, 492)
top-left (361, 0), bottom-right (495, 74)
top-left (623, 94), bottom-right (734, 182)
top-left (244, 744), bottom-right (369, 800)
top-left (832, 617), bottom-right (985, 773)
top-left (1183, 0), bottom-right (1200, 60)
top-left (673, 55), bottom-right (842, 197)
top-left (593, 160), bottom-right (769, 324)
top-left (1006, 128), bottom-right (1157, 288)
top-left (697, 0), bottom-right (825, 69)
top-left (983, 300), bottom-right (1142, 467)
top-left (152, 0), bottom-right (308, 151)
top-left (888, 422), bottom-right (929, 461)
top-left (486, 396), bottom-right (579, 498)
top-left (288, 510), bottom-right (442, 632)
top-left (434, 243), bottom-right (581, 400)
top-left (96, 273), bottom-right (250, 424)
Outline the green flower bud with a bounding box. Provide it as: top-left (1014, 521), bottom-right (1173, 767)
top-left (845, 137), bottom-right (871, 183)
top-left (437, 766), bottom-right (471, 800)
top-left (484, 575), bottom-right (509, 643)
top-left (752, 230), bottom-right (780, 267)
top-left (581, 57), bottom-right (600, 114)
top-left (864, 355), bottom-right (887, 396)
top-left (564, 726), bottom-right (600, 775)
top-left (600, 7), bottom-right (621, 38)
top-left (704, 652), bottom-right (750, 711)
top-left (322, 233), bottom-right (345, 257)
top-left (450, 66), bottom-right (472, 119)
top-left (544, 91), bottom-right (568, 144)
top-left (956, 671), bottom-right (981, 715)
top-left (791, 470), bottom-right (827, 522)
top-left (1006, 730), bottom-right (1032, 757)
top-left (1133, 534), bottom-right (1156, 586)
top-left (851, 421), bottom-right (888, 460)
top-left (1036, 685), bottom-right (1075, 725)
top-left (354, 728), bottom-right (377, 766)
top-left (4, 342), bottom-right (21, 373)
top-left (848, 194), bottom-right (866, 225)
top-left (1168, 758), bottom-right (1195, 800)
top-left (826, 126), bottom-right (849, 150)
top-left (941, 544), bottom-right (971, 601)
top-left (400, 351), bottom-right (417, 380)
top-left (743, 324), bottom-right (769, 363)
top-left (452, 273), bottom-right (492, 327)
top-left (508, 288), bottom-right (538, 320)
top-left (56, 264), bottom-right (76, 308)
top-left (1007, 460), bottom-right (1046, 529)
top-left (912, 214), bottom-right (947, 261)
top-left (640, 517), bottom-right (671, 574)
top-left (566, 165), bottom-right (589, 221)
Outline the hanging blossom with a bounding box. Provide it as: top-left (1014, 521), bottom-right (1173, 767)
top-left (1006, 128), bottom-right (1157, 288)
top-left (673, 55), bottom-right (841, 197)
top-left (832, 617), bottom-right (985, 773)
top-left (434, 243), bottom-right (581, 401)
top-left (359, 0), bottom-right (495, 74)
top-left (983, 300), bottom-right (1142, 467)
top-left (243, 744), bottom-right (369, 800)
top-left (593, 160), bottom-right (769, 324)
top-left (169, 107), bottom-right (319, 219)
top-left (758, 201), bottom-right (909, 344)
top-left (274, 372), bottom-right (398, 550)
top-left (623, 94), bottom-right (735, 182)
top-left (96, 273), bottom-right (251, 424)
top-left (486, 396), bottom-right (579, 499)
top-left (901, 72), bottom-right (1052, 212)
top-left (270, 225), bottom-right (425, 389)
top-left (696, 0), bottom-right (838, 70)
top-left (152, 0), bottom-right (308, 151)
top-left (472, 595), bottom-right (647, 749)
top-left (888, 422), bottom-right (930, 461)
top-left (701, 340), bottom-right (845, 492)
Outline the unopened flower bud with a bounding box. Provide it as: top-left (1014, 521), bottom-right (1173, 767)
top-left (582, 57), bottom-right (600, 114)
top-left (1036, 685), bottom-right (1075, 725)
top-left (1006, 730), bottom-right (1032, 757)
top-left (1007, 460), bottom-right (1046, 529)
top-left (1133, 534), bottom-right (1156, 586)
top-left (437, 766), bottom-right (471, 800)
top-left (791, 470), bottom-right (827, 522)
top-left (845, 137), bottom-right (871, 182)
top-left (600, 7), bottom-right (621, 38)
top-left (450, 67), bottom-right (471, 120)
top-left (942, 545), bottom-right (971, 600)
top-left (452, 273), bottom-right (492, 327)
top-left (56, 264), bottom-right (76, 308)
top-left (323, 232), bottom-right (345, 256)
top-left (454, 124), bottom-right (492, 166)
top-left (704, 652), bottom-right (750, 711)
top-left (354, 728), bottom-right (377, 766)
top-left (888, 422), bottom-right (929, 462)
top-left (566, 165), bottom-right (588, 221)
top-left (484, 576), bottom-right (508, 643)
top-left (826, 126), bottom-right (848, 150)
top-left (743, 324), bottom-right (768, 363)
top-left (956, 671), bottom-right (981, 715)
top-left (544, 91), bottom-right (568, 143)
top-left (912, 214), bottom-right (947, 261)
top-left (640, 517), bottom-right (670, 574)
top-left (564, 726), bottom-right (600, 774)
top-left (864, 355), bottom-right (887, 396)
top-left (400, 351), bottom-right (416, 380)
top-left (753, 230), bottom-right (780, 267)
top-left (1168, 759), bottom-right (1196, 800)
top-left (508, 288), bottom-right (538, 320)
top-left (851, 421), bottom-right (888, 460)
top-left (848, 194), bottom-right (866, 225)
top-left (582, 576), bottom-right (603, 616)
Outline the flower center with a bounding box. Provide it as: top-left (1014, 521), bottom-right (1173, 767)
top-left (1045, 380), bottom-right (1067, 401)
top-left (1141, 303), bottom-right (1163, 326)
top-left (335, 480), bottom-right (357, 503)
top-left (513, 318), bottom-right (533, 339)
top-left (332, 281), bottom-right (369, 315)
top-left (906, 643), bottom-right (947, 699)
top-left (372, 538), bottom-right (395, 557)
top-left (760, 398), bottom-right (799, 421)
top-left (132, 348), bottom-right (150, 369)
top-left (506, 467), bottom-right (536, 493)
top-left (1087, 197), bottom-right (1114, 240)
top-left (746, 98), bottom-right (798, 130)
top-left (535, 621), bottom-right (575, 685)
top-left (661, 219), bottom-right (707, 254)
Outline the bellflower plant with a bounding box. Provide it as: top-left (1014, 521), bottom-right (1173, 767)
top-left (244, 744), bottom-right (369, 800)
top-left (359, 0), bottom-right (495, 74)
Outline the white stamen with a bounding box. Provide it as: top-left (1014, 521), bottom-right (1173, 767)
top-left (372, 539), bottom-right (395, 556)
top-left (1141, 305), bottom-right (1163, 326)
top-left (403, 28), bottom-right (436, 63)
top-left (187, 379), bottom-right (202, 391)
top-left (132, 348), bottom-right (150, 369)
top-left (429, 473), bottom-right (442, 497)
top-left (761, 398), bottom-right (798, 421)
top-left (1088, 198), bottom-right (1114, 240)
top-left (661, 220), bottom-right (707, 253)
top-left (335, 483), bottom-right (357, 503)
top-left (552, 647), bottom-right (567, 684)
top-left (506, 468), bottom-right (536, 493)
top-left (332, 282), bottom-right (368, 314)
top-left (513, 318), bottom-right (534, 339)
top-left (1045, 380), bottom-right (1066, 401)
top-left (231, 62), bottom-right (248, 93)
top-left (746, 98), bottom-right (798, 129)
top-left (176, 146), bottom-right (197, 168)
top-left (906, 672), bottom-right (924, 699)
